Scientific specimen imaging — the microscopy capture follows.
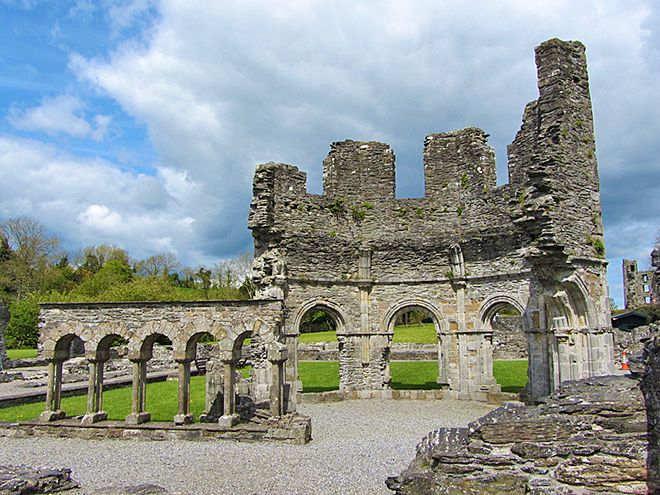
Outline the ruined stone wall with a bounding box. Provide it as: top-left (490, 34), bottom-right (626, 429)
top-left (249, 39), bottom-right (613, 401)
top-left (388, 330), bottom-right (660, 494)
top-left (624, 257), bottom-right (660, 308)
top-left (387, 374), bottom-right (654, 494)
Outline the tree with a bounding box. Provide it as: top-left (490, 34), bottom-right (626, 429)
top-left (135, 253), bottom-right (180, 277)
top-left (0, 217), bottom-right (63, 298)
top-left (75, 244), bottom-right (130, 274)
top-left (5, 296), bottom-right (40, 348)
top-left (212, 252), bottom-right (254, 295)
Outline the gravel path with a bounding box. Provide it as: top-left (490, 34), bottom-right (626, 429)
top-left (0, 399), bottom-right (495, 494)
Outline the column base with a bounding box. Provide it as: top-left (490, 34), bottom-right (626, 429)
top-left (81, 411), bottom-right (108, 425)
top-left (217, 414), bottom-right (239, 428)
top-left (125, 412), bottom-right (151, 425)
top-left (38, 410), bottom-right (66, 422)
top-left (173, 413), bottom-right (194, 425)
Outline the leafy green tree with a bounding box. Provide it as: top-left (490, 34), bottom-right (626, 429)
top-left (5, 296), bottom-right (40, 349)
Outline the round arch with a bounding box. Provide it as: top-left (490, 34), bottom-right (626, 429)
top-left (292, 298), bottom-right (351, 336)
top-left (560, 274), bottom-right (597, 328)
top-left (477, 294), bottom-right (527, 331)
top-left (380, 298), bottom-right (449, 334)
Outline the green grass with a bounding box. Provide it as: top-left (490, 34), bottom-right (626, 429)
top-left (299, 361), bottom-right (339, 393)
top-left (0, 361), bottom-right (529, 422)
top-left (493, 360), bottom-right (528, 393)
top-left (392, 323), bottom-right (437, 343)
top-left (6, 349), bottom-right (38, 360)
top-left (299, 331), bottom-right (338, 342)
top-left (390, 361), bottom-right (442, 390)
top-left (299, 323), bottom-right (437, 343)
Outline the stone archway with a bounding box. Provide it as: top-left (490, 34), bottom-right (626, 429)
top-left (293, 299), bottom-right (350, 393)
top-left (477, 295), bottom-right (529, 395)
top-left (381, 298), bottom-right (450, 388)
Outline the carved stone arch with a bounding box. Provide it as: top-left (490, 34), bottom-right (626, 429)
top-left (380, 298), bottom-right (449, 334)
top-left (292, 298), bottom-right (351, 336)
top-left (42, 322), bottom-right (87, 359)
top-left (86, 321), bottom-right (130, 361)
top-left (560, 273), bottom-right (596, 328)
top-left (477, 294), bottom-right (528, 331)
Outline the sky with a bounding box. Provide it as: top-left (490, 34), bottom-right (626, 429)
top-left (0, 0), bottom-right (659, 307)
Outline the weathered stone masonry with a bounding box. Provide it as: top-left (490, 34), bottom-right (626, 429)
top-left (36, 300), bottom-right (292, 430)
top-left (249, 39), bottom-right (614, 402)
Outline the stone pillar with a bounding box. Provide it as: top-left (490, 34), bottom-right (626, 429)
top-left (0, 301), bottom-right (9, 371)
top-left (218, 352), bottom-right (238, 427)
top-left (81, 359), bottom-right (108, 425)
top-left (174, 359), bottom-right (194, 425)
top-left (126, 359), bottom-right (150, 425)
top-left (268, 344), bottom-right (288, 417)
top-left (39, 359), bottom-right (66, 422)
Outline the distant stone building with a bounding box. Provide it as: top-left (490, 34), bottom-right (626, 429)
top-left (623, 248), bottom-right (660, 308)
top-left (249, 39), bottom-right (614, 402)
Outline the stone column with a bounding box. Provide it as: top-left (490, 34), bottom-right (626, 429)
top-left (218, 351), bottom-right (238, 427)
top-left (174, 359), bottom-right (194, 425)
top-left (126, 359), bottom-right (151, 425)
top-left (268, 344), bottom-right (288, 417)
top-left (81, 359), bottom-right (108, 424)
top-left (39, 359), bottom-right (66, 422)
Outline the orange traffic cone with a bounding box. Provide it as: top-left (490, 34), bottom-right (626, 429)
top-left (621, 350), bottom-right (629, 370)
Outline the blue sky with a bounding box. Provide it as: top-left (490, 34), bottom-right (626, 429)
top-left (1, 0), bottom-right (659, 307)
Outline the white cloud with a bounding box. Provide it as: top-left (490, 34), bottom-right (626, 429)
top-left (0, 135), bottom-right (198, 262)
top-left (8, 94), bottom-right (112, 142)
top-left (3, 0), bottom-right (660, 296)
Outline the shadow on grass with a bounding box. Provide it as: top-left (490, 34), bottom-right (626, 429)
top-left (500, 385), bottom-right (525, 394)
top-left (302, 386), bottom-right (340, 393)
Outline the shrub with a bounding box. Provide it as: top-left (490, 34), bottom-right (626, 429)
top-left (6, 296), bottom-right (40, 349)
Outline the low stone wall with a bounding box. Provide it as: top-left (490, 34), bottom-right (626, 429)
top-left (298, 342), bottom-right (438, 361)
top-left (614, 322), bottom-right (660, 366)
top-left (387, 373), bottom-right (655, 494)
top-left (492, 315), bottom-right (528, 360)
top-left (0, 413), bottom-right (311, 445)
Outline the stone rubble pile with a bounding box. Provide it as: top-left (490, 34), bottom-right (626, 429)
top-left (386, 341), bottom-right (660, 494)
top-left (0, 465), bottom-right (78, 494)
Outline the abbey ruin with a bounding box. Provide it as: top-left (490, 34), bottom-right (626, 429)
top-left (0, 39), bottom-right (615, 442)
top-left (249, 38), bottom-right (614, 403)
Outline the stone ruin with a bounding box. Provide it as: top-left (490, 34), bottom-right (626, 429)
top-left (386, 334), bottom-right (660, 494)
top-left (624, 248), bottom-right (660, 308)
top-left (249, 38), bottom-right (614, 403)
top-left (10, 300), bottom-right (310, 444)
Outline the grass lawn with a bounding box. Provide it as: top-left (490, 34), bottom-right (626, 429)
top-left (299, 323), bottom-right (437, 344)
top-left (493, 359), bottom-right (529, 393)
top-left (6, 349), bottom-right (38, 360)
top-left (298, 359), bottom-right (528, 393)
